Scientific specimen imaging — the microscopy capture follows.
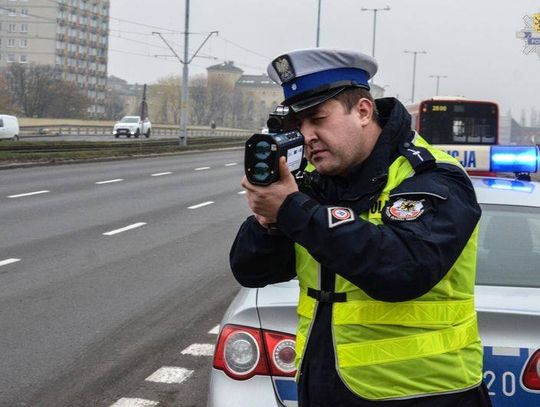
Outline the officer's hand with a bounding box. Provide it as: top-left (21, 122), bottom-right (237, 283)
top-left (242, 157), bottom-right (299, 223)
top-left (254, 214), bottom-right (272, 228)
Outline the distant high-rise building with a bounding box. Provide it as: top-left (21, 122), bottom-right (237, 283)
top-left (0, 0), bottom-right (110, 115)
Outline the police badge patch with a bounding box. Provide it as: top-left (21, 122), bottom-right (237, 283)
top-left (272, 55), bottom-right (295, 83)
top-left (327, 207), bottom-right (355, 228)
top-left (385, 198), bottom-right (425, 221)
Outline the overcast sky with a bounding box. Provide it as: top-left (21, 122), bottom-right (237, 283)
top-left (108, 0), bottom-right (540, 120)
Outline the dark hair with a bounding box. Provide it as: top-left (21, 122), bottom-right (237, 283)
top-left (333, 87), bottom-right (379, 123)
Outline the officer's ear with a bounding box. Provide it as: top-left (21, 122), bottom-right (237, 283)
top-left (354, 98), bottom-right (375, 126)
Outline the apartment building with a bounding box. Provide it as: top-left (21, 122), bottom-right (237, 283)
top-left (0, 0), bottom-right (110, 115)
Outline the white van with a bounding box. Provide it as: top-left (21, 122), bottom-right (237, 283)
top-left (0, 115), bottom-right (20, 141)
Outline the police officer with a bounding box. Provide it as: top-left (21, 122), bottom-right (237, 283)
top-left (230, 48), bottom-right (492, 407)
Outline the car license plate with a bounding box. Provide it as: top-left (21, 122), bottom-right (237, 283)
top-left (483, 346), bottom-right (540, 406)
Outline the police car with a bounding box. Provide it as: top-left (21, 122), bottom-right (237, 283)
top-left (208, 145), bottom-right (540, 407)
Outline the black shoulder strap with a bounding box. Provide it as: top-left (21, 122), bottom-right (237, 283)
top-left (398, 132), bottom-right (436, 173)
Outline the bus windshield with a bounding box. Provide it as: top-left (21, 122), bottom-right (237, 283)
top-left (416, 100), bottom-right (498, 145)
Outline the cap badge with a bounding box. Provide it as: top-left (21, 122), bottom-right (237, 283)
top-left (273, 56), bottom-right (295, 83)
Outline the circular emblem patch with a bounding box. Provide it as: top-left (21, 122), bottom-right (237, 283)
top-left (332, 208), bottom-right (352, 220)
top-left (327, 207), bottom-right (355, 228)
top-left (386, 198), bottom-right (425, 221)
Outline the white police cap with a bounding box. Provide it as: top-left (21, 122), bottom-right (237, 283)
top-left (267, 48), bottom-right (378, 112)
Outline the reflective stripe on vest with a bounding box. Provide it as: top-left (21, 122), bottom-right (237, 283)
top-left (336, 316), bottom-right (478, 368)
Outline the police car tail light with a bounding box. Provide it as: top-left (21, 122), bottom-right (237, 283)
top-left (490, 145), bottom-right (539, 173)
top-left (213, 324), bottom-right (269, 380)
top-left (263, 331), bottom-right (297, 377)
top-left (522, 349), bottom-right (540, 390)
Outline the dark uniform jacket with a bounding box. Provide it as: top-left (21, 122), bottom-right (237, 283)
top-left (230, 98), bottom-right (492, 407)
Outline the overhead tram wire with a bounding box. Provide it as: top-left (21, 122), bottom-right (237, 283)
top-left (16, 0), bottom-right (270, 73)
top-left (39, 0), bottom-right (181, 33)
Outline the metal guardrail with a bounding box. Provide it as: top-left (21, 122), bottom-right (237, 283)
top-left (20, 124), bottom-right (254, 138)
top-left (0, 137), bottom-right (247, 154)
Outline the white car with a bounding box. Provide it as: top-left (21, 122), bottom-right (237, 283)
top-left (0, 115), bottom-right (20, 141)
top-left (208, 145), bottom-right (540, 407)
top-left (113, 116), bottom-right (151, 138)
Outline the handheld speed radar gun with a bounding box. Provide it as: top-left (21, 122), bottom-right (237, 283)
top-left (244, 106), bottom-right (305, 186)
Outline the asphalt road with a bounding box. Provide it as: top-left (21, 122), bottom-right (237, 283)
top-left (0, 150), bottom-right (250, 407)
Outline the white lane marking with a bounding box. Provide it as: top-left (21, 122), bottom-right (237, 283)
top-left (492, 347), bottom-right (521, 357)
top-left (145, 366), bottom-right (194, 384)
top-left (151, 172), bottom-right (172, 177)
top-left (96, 179), bottom-right (123, 185)
top-left (238, 190), bottom-right (246, 195)
top-left (208, 325), bottom-right (220, 335)
top-left (224, 162), bottom-right (237, 167)
top-left (0, 258), bottom-right (21, 267)
top-left (188, 201), bottom-right (214, 209)
top-left (103, 222), bottom-right (146, 236)
top-left (194, 166), bottom-right (210, 171)
top-left (8, 190), bottom-right (49, 198)
top-left (181, 343), bottom-right (215, 357)
top-left (110, 398), bottom-right (158, 407)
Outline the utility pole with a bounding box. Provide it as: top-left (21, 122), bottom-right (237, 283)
top-left (316, 0), bottom-right (322, 47)
top-left (404, 50), bottom-right (427, 103)
top-left (139, 84), bottom-right (148, 120)
top-left (153, 1), bottom-right (217, 146)
top-left (180, 0), bottom-right (190, 146)
top-left (429, 74), bottom-right (447, 96)
top-left (360, 6), bottom-right (390, 58)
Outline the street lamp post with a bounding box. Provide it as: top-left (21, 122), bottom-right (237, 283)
top-left (429, 74), bottom-right (448, 96)
top-left (360, 6), bottom-right (390, 58)
top-left (404, 50), bottom-right (427, 103)
top-left (316, 0), bottom-right (322, 47)
top-left (180, 0), bottom-right (190, 146)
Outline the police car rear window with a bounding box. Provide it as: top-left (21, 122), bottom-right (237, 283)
top-left (476, 205), bottom-right (540, 288)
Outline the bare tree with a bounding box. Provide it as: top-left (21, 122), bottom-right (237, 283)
top-left (189, 74), bottom-right (207, 126)
top-left (0, 72), bottom-right (17, 114)
top-left (46, 80), bottom-right (91, 118)
top-left (206, 79), bottom-right (234, 127)
top-left (7, 63), bottom-right (89, 118)
top-left (103, 89), bottom-right (125, 120)
top-left (148, 75), bottom-right (181, 124)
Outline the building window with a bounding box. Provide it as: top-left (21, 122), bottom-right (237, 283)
top-left (19, 54), bottom-right (28, 63)
top-left (20, 23), bottom-right (28, 33)
top-left (8, 8), bottom-right (16, 17)
top-left (7, 38), bottom-right (16, 48)
top-left (8, 24), bottom-right (16, 33)
top-left (20, 39), bottom-right (28, 48)
top-left (7, 54), bottom-right (16, 63)
top-left (21, 9), bottom-right (28, 17)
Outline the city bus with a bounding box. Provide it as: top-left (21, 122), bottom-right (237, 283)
top-left (407, 96), bottom-right (499, 145)
top-left (407, 97), bottom-right (499, 173)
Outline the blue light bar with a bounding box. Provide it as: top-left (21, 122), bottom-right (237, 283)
top-left (490, 145), bottom-right (539, 173)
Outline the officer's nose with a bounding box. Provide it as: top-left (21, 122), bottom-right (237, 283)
top-left (300, 120), bottom-right (317, 145)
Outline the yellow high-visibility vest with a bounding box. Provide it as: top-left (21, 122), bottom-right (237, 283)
top-left (295, 135), bottom-right (482, 400)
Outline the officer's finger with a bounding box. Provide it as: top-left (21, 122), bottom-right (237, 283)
top-left (278, 157), bottom-right (290, 178)
top-left (241, 176), bottom-right (256, 191)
